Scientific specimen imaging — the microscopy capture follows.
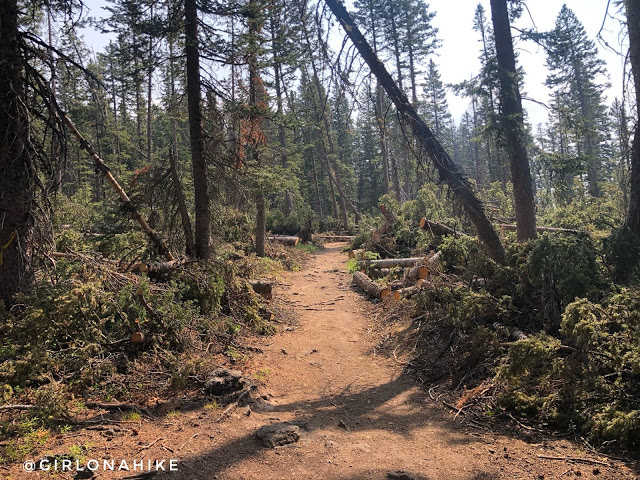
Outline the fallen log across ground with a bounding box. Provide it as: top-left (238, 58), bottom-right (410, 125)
top-left (497, 224), bottom-right (582, 235)
top-left (358, 257), bottom-right (427, 269)
top-left (316, 235), bottom-right (355, 242)
top-left (353, 271), bottom-right (399, 300)
top-left (267, 235), bottom-right (299, 246)
top-left (398, 279), bottom-right (426, 299)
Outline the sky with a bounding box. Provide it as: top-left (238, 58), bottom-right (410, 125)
top-left (77, 0), bottom-right (628, 128)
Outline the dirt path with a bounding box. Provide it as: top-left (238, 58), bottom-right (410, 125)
top-left (167, 243), bottom-right (635, 480)
top-left (7, 244), bottom-right (636, 479)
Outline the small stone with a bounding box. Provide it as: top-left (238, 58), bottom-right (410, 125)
top-left (256, 423), bottom-right (301, 448)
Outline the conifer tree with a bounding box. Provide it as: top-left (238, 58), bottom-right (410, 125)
top-left (545, 5), bottom-right (609, 198)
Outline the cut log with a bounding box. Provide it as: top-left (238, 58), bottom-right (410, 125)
top-left (249, 280), bottom-right (273, 300)
top-left (419, 218), bottom-right (468, 238)
top-left (497, 224), bottom-right (581, 235)
top-left (353, 271), bottom-right (397, 300)
top-left (268, 235), bottom-right (299, 246)
top-left (407, 264), bottom-right (430, 281)
top-left (317, 235), bottom-right (355, 242)
top-left (358, 257), bottom-right (426, 269)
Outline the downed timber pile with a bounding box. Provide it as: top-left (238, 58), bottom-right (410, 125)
top-left (268, 235), bottom-right (299, 246)
top-left (353, 271), bottom-right (399, 300)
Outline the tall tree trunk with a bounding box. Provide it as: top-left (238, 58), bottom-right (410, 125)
top-left (624, 0), bottom-right (640, 234)
top-left (185, 0), bottom-right (211, 259)
top-left (270, 8), bottom-right (294, 218)
top-left (489, 0), bottom-right (537, 242)
top-left (168, 39), bottom-right (196, 257)
top-left (325, 0), bottom-right (506, 264)
top-left (0, 0), bottom-right (34, 305)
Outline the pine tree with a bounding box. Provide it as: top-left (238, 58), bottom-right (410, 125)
top-left (422, 59), bottom-right (453, 149)
top-left (545, 5), bottom-right (609, 198)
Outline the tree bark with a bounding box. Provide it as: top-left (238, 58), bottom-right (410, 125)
top-left (0, 0), bottom-right (34, 305)
top-left (185, 0), bottom-right (212, 259)
top-left (489, 0), bottom-right (538, 242)
top-left (624, 0), bottom-right (640, 235)
top-left (325, 0), bottom-right (506, 264)
top-left (353, 271), bottom-right (395, 300)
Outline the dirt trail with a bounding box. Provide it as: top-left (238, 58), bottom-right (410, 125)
top-left (168, 243), bottom-right (635, 480)
top-left (8, 244), bottom-right (635, 479)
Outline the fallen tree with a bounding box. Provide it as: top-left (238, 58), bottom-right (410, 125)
top-left (316, 235), bottom-right (355, 242)
top-left (267, 235), bottom-right (299, 246)
top-left (497, 224), bottom-right (582, 235)
top-left (64, 115), bottom-right (174, 261)
top-left (353, 271), bottom-right (398, 300)
top-left (324, 0), bottom-right (505, 265)
top-left (358, 257), bottom-right (427, 269)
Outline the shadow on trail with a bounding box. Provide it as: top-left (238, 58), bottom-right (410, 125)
top-left (161, 374), bottom-right (488, 480)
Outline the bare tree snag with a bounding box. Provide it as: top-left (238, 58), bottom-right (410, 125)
top-left (324, 0), bottom-right (506, 264)
top-left (353, 271), bottom-right (397, 300)
top-left (268, 235), bottom-right (299, 246)
top-left (64, 116), bottom-right (174, 261)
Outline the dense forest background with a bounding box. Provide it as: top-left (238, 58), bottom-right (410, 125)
top-left (1, 0), bottom-right (640, 460)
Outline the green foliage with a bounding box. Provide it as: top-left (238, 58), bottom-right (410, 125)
top-left (498, 289), bottom-right (640, 447)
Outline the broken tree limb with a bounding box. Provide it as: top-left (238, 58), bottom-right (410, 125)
top-left (324, 0), bottom-right (505, 264)
top-left (353, 271), bottom-right (397, 300)
top-left (358, 257), bottom-right (426, 269)
top-left (419, 218), bottom-right (468, 238)
top-left (267, 235), bottom-right (299, 246)
top-left (249, 280), bottom-right (273, 300)
top-left (64, 115), bottom-right (174, 261)
top-left (497, 224), bottom-right (582, 235)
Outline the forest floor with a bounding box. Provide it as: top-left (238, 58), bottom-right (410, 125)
top-left (4, 243), bottom-right (639, 480)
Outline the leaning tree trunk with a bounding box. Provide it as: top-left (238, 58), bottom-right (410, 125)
top-left (624, 0), bottom-right (640, 235)
top-left (324, 0), bottom-right (506, 264)
top-left (0, 0), bottom-right (34, 305)
top-left (185, 0), bottom-right (212, 259)
top-left (489, 0), bottom-right (538, 242)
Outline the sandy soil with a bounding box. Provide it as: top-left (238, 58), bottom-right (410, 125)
top-left (4, 243), bottom-right (638, 480)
